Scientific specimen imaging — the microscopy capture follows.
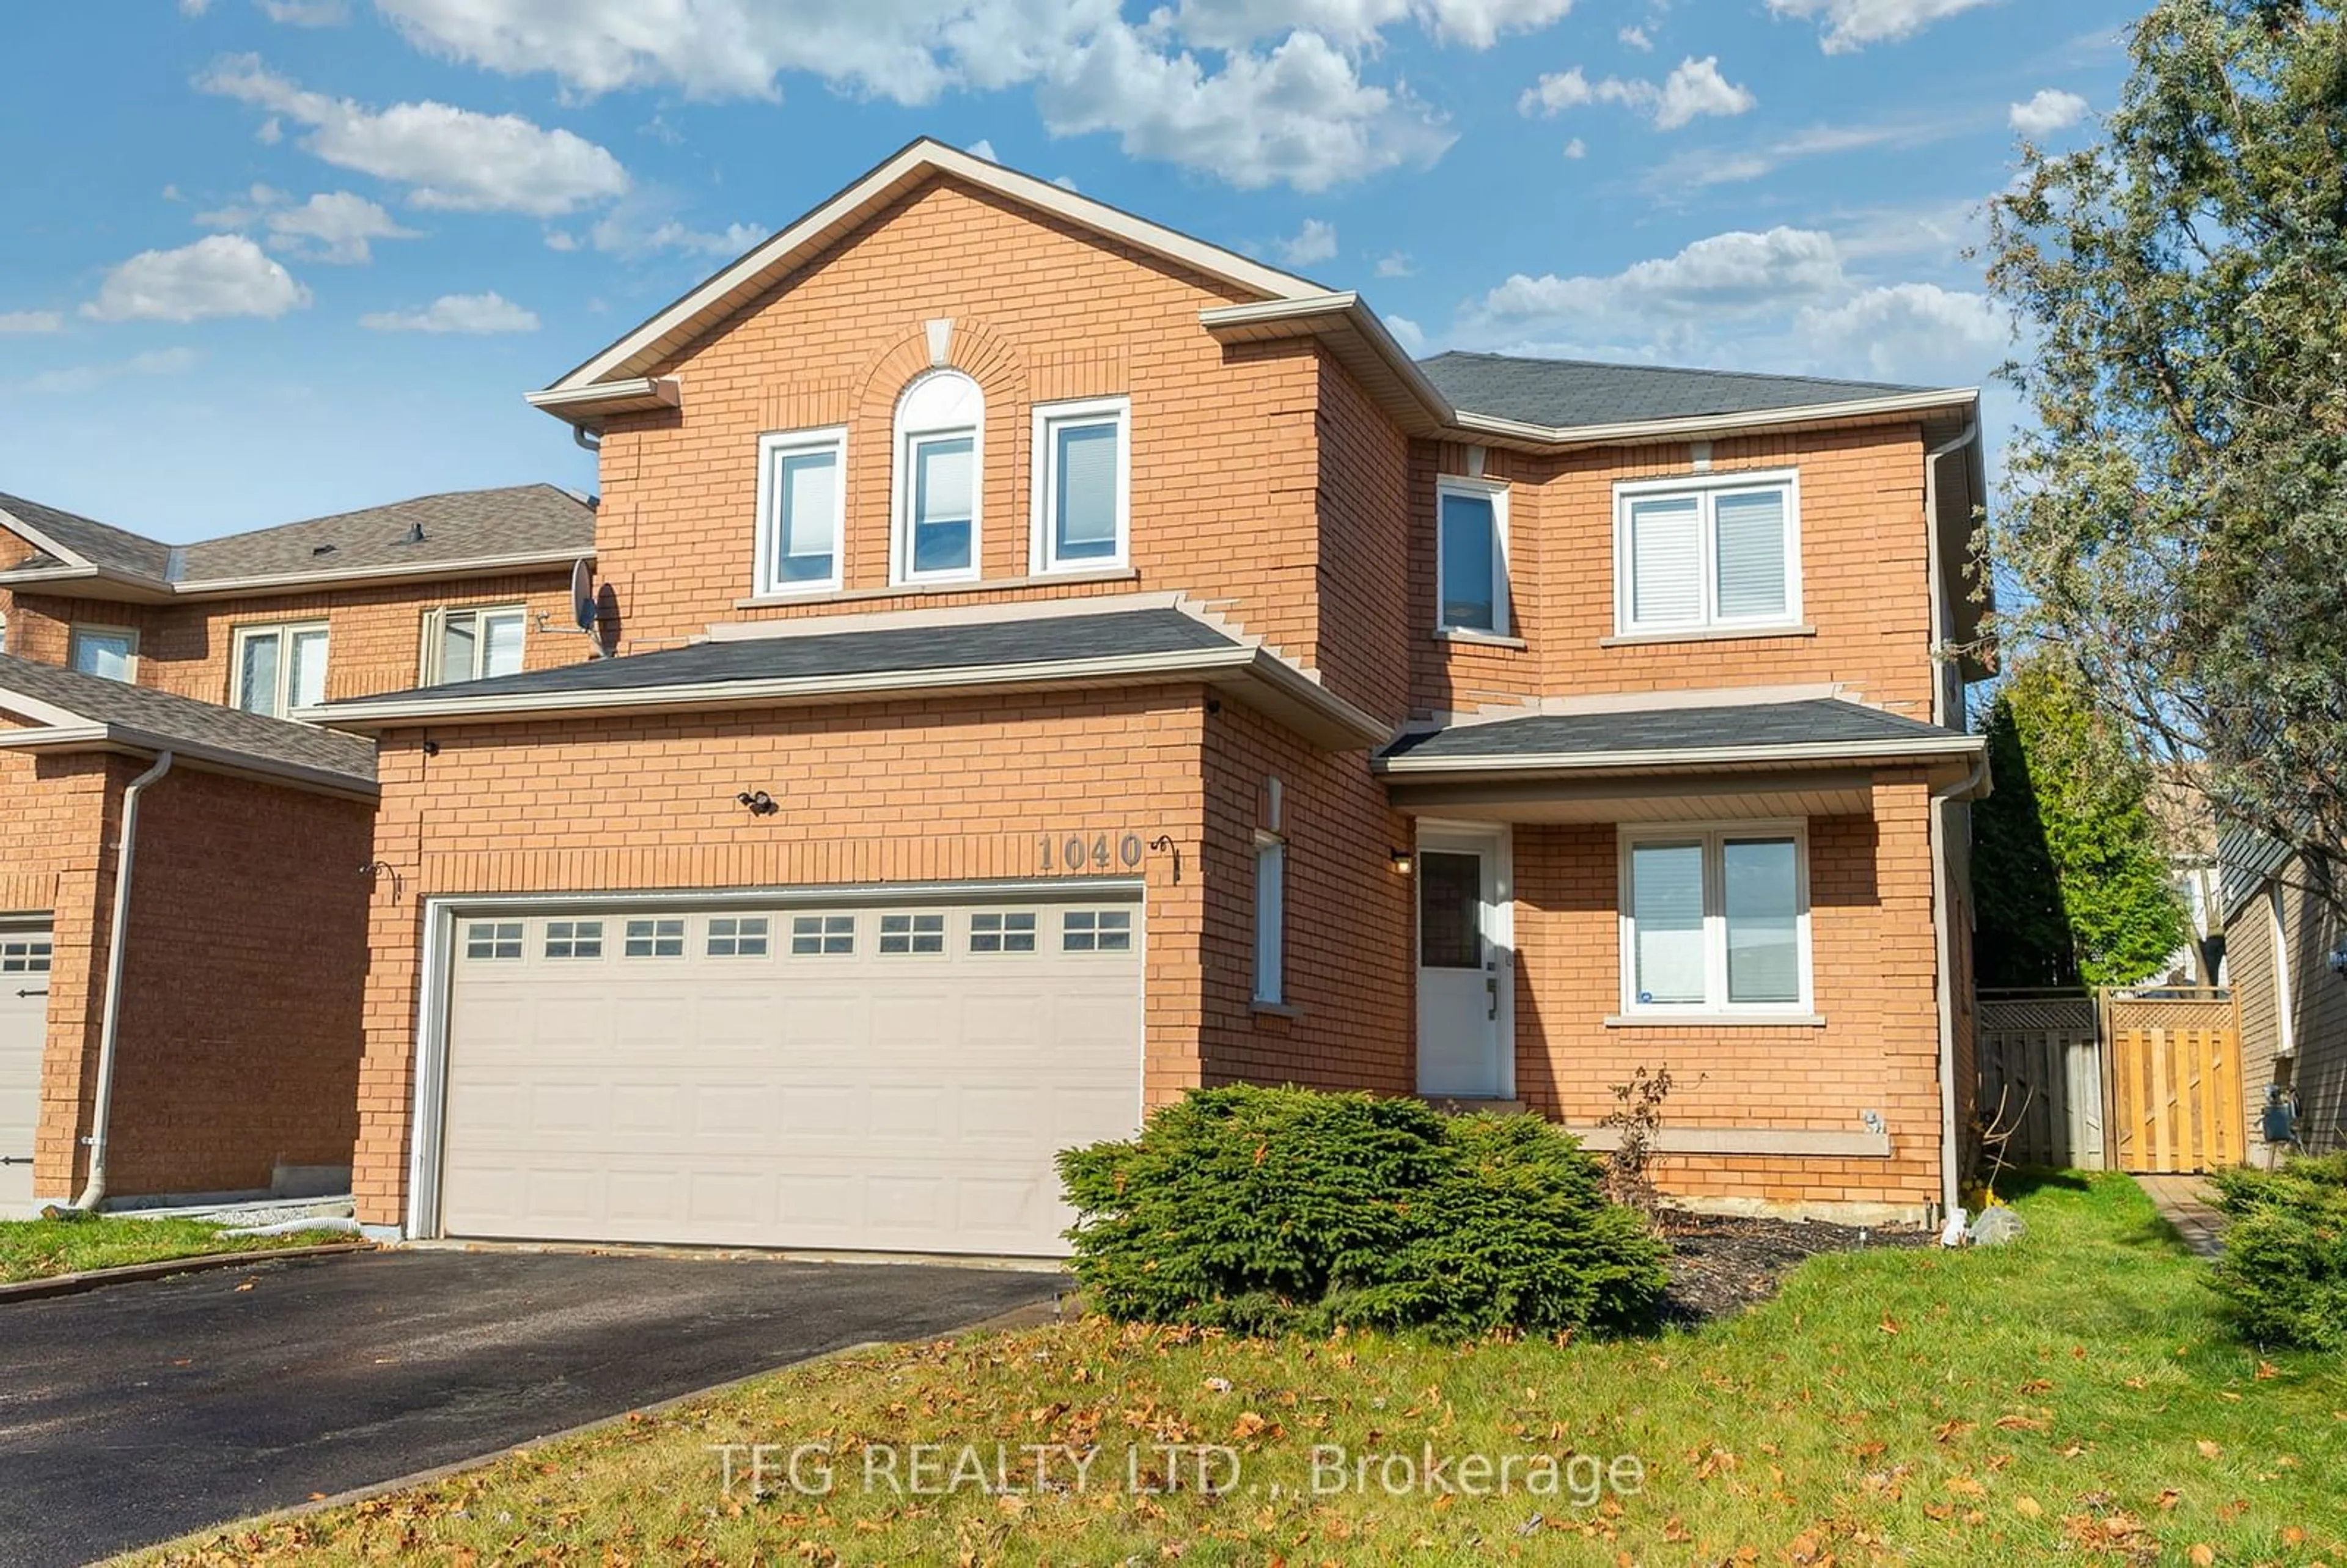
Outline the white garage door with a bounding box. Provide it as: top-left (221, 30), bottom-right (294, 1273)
top-left (0, 922), bottom-right (53, 1217)
top-left (437, 893), bottom-right (1144, 1256)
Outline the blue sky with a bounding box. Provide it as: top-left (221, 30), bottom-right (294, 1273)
top-left (0, 0), bottom-right (2134, 543)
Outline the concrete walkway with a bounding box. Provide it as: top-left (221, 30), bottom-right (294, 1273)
top-left (2136, 1174), bottom-right (2227, 1258)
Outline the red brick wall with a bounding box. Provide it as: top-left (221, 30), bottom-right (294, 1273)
top-left (1510, 774), bottom-right (1946, 1214)
top-left (352, 688), bottom-right (1219, 1226)
top-left (1199, 698), bottom-right (1413, 1096)
top-left (7, 572), bottom-right (577, 705)
top-left (1401, 427), bottom-right (1938, 722)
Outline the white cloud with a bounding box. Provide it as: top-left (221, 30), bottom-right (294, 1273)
top-left (1651, 57), bottom-right (1755, 130)
top-left (1644, 111), bottom-right (1977, 189)
top-left (1618, 24), bottom-right (1650, 49)
top-left (1036, 26), bottom-right (1453, 190)
top-left (543, 229), bottom-right (580, 252)
top-left (255, 0), bottom-right (348, 23)
top-left (966, 137), bottom-right (999, 161)
top-left (1374, 252), bottom-right (1414, 277)
top-left (369, 1), bottom-right (1455, 191)
top-left (1518, 56), bottom-right (1752, 130)
top-left (23, 348), bottom-right (202, 397)
top-left (2009, 88), bottom-right (2087, 136)
top-left (0, 310), bottom-right (64, 334)
top-left (359, 291), bottom-right (540, 334)
top-left (178, 0), bottom-right (211, 13)
top-left (1163, 0), bottom-right (1576, 50)
top-left (196, 55), bottom-right (630, 216)
top-left (197, 186), bottom-right (420, 264)
top-left (1766, 0), bottom-right (2000, 54)
top-left (1796, 282), bottom-right (2007, 383)
top-left (582, 188), bottom-right (766, 258)
top-left (1468, 227), bottom-right (1848, 332)
top-left (82, 235), bottom-right (310, 323)
top-left (1384, 313), bottom-right (1425, 353)
top-left (1051, 174), bottom-right (1080, 191)
top-left (1563, 136), bottom-right (1586, 158)
top-left (1276, 217), bottom-right (1337, 266)
top-left (255, 115), bottom-right (284, 144)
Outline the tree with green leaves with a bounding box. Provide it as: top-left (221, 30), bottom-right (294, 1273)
top-left (1985, 0), bottom-right (2347, 912)
top-left (1974, 655), bottom-right (2194, 988)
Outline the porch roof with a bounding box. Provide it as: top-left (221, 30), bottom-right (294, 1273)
top-left (0, 653), bottom-right (378, 799)
top-left (1375, 698), bottom-right (1986, 820)
top-left (307, 599), bottom-right (1388, 750)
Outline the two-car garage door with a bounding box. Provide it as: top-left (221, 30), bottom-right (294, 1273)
top-left (436, 892), bottom-right (1144, 1258)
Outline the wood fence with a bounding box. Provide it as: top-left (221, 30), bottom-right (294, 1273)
top-left (1978, 992), bottom-right (2103, 1169)
top-left (1977, 988), bottom-right (2244, 1174)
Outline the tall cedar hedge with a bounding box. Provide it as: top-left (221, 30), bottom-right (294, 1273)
top-left (1056, 1086), bottom-right (1669, 1338)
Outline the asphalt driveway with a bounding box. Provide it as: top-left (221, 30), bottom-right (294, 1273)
top-left (0, 1248), bottom-right (1060, 1566)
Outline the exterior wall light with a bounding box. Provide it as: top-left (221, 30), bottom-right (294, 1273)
top-left (1389, 848), bottom-right (1414, 874)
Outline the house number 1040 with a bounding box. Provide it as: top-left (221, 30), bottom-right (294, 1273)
top-left (1040, 832), bottom-right (1145, 871)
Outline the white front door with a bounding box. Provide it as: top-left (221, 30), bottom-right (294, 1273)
top-left (1415, 831), bottom-right (1510, 1099)
top-left (0, 922), bottom-right (53, 1217)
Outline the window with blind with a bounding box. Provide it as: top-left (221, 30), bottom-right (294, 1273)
top-left (232, 621), bottom-right (329, 717)
top-left (893, 370), bottom-right (983, 584)
top-left (1034, 397), bottom-right (1129, 572)
top-left (1436, 477), bottom-right (1510, 634)
top-left (1614, 471), bottom-right (1800, 636)
top-left (1619, 825), bottom-right (1810, 1015)
top-left (424, 606), bottom-right (526, 685)
top-left (755, 427), bottom-right (845, 594)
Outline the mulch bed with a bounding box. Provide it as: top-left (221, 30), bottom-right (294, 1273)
top-left (1655, 1212), bottom-right (1933, 1325)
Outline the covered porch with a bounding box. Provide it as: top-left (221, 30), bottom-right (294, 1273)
top-left (1375, 697), bottom-right (1989, 1223)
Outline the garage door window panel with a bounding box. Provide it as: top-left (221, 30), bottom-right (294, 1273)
top-left (708, 917), bottom-right (771, 957)
top-left (1, 937), bottom-right (50, 973)
top-left (791, 915), bottom-right (855, 955)
top-left (1063, 910), bottom-right (1133, 953)
top-left (624, 918), bottom-right (685, 958)
top-left (466, 922), bottom-right (523, 960)
top-left (545, 921), bottom-right (604, 959)
top-left (971, 912), bottom-right (1038, 954)
top-left (880, 913), bottom-right (946, 954)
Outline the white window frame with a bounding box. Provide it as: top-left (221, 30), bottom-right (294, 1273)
top-left (230, 620), bottom-right (330, 717)
top-left (1616, 821), bottom-right (1813, 1019)
top-left (422, 605), bottom-right (528, 685)
top-left (68, 624), bottom-right (139, 682)
top-left (891, 370), bottom-right (983, 587)
top-left (1434, 475), bottom-right (1511, 637)
top-left (2268, 884), bottom-right (2297, 1057)
top-left (1612, 468), bottom-right (1804, 638)
top-left (1029, 395), bottom-right (1131, 574)
top-left (753, 426), bottom-right (847, 596)
top-left (1254, 830), bottom-right (1287, 1005)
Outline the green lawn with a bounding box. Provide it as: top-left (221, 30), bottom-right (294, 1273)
top-left (0, 1215), bottom-right (332, 1284)
top-left (134, 1173), bottom-right (2345, 1566)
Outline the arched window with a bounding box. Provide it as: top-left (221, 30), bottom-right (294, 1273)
top-left (892, 369), bottom-right (982, 583)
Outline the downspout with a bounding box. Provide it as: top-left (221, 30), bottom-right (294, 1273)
top-left (72, 749), bottom-right (174, 1212)
top-left (1923, 417), bottom-right (1983, 1224)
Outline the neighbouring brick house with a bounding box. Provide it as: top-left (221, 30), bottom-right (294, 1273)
top-left (0, 485), bottom-right (593, 1214)
top-left (315, 140), bottom-right (1994, 1254)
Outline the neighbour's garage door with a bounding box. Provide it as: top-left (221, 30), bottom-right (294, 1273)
top-left (438, 893), bottom-right (1144, 1256)
top-left (0, 921), bottom-right (53, 1215)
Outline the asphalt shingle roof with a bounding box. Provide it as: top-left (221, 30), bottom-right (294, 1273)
top-left (332, 607), bottom-right (1242, 707)
top-left (1379, 699), bottom-right (1970, 766)
top-left (0, 485), bottom-right (594, 588)
top-left (0, 493), bottom-right (174, 579)
top-left (1416, 351), bottom-right (1939, 430)
top-left (0, 654), bottom-right (377, 789)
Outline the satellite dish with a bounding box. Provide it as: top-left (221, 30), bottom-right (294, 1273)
top-left (570, 559), bottom-right (597, 632)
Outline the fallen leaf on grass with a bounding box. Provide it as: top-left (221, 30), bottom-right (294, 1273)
top-left (2189, 1545), bottom-right (2214, 1567)
top-left (2255, 1361), bottom-right (2280, 1380)
top-left (2196, 1439), bottom-right (2221, 1459)
top-left (2015, 1497), bottom-right (2043, 1518)
top-left (2155, 1488), bottom-right (2181, 1511)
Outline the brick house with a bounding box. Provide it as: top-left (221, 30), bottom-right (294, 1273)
top-left (0, 486), bottom-right (593, 1215)
top-left (312, 139), bottom-right (1992, 1253)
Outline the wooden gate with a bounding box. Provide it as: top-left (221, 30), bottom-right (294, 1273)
top-left (2104, 991), bottom-right (2243, 1173)
top-left (1978, 992), bottom-right (2103, 1169)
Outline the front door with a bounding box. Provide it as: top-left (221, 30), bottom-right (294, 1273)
top-left (1415, 832), bottom-right (1510, 1099)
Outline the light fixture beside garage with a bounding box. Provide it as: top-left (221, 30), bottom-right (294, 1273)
top-left (1389, 848), bottom-right (1414, 874)
top-left (735, 789), bottom-right (777, 817)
